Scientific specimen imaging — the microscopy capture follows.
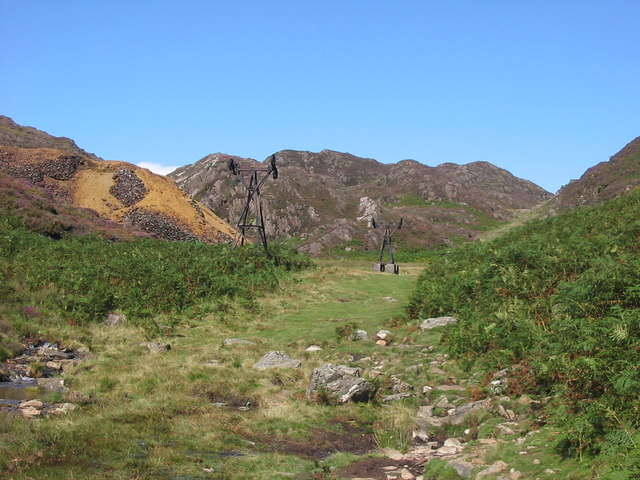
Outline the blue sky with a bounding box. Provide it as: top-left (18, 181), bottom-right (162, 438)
top-left (2, 1), bottom-right (639, 193)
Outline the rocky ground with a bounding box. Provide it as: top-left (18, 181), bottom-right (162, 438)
top-left (0, 341), bottom-right (86, 418)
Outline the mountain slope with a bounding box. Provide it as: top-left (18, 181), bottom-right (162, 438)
top-left (547, 136), bottom-right (640, 214)
top-left (170, 150), bottom-right (551, 253)
top-left (0, 117), bottom-right (235, 243)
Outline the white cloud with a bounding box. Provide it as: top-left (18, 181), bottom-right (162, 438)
top-left (136, 162), bottom-right (180, 176)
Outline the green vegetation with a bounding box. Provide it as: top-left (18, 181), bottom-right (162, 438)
top-left (0, 213), bottom-right (311, 330)
top-left (407, 188), bottom-right (640, 477)
top-left (4, 186), bottom-right (640, 478)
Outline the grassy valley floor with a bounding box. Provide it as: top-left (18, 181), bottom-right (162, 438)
top-left (1, 259), bottom-right (588, 479)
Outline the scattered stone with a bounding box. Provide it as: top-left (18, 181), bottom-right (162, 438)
top-left (496, 424), bottom-right (516, 436)
top-left (19, 400), bottom-right (43, 409)
top-left (37, 377), bottom-right (69, 395)
top-left (383, 297), bottom-right (398, 302)
top-left (64, 391), bottom-right (87, 404)
top-left (349, 330), bottom-right (370, 341)
top-left (382, 448), bottom-right (404, 461)
top-left (417, 406), bottom-right (434, 418)
top-left (412, 430), bottom-right (430, 443)
top-left (381, 393), bottom-right (412, 403)
top-left (305, 345), bottom-right (322, 352)
top-left (105, 312), bottom-right (126, 326)
top-left (306, 364), bottom-right (374, 403)
top-left (478, 438), bottom-right (498, 445)
top-left (223, 338), bottom-right (256, 347)
top-left (447, 459), bottom-right (474, 478)
top-left (434, 384), bottom-right (466, 392)
top-left (45, 361), bottom-right (63, 371)
top-left (532, 459), bottom-right (540, 465)
top-left (400, 468), bottom-right (414, 479)
top-left (476, 461), bottom-right (508, 479)
top-left (420, 316), bottom-right (458, 330)
top-left (52, 403), bottom-right (77, 415)
top-left (405, 364), bottom-right (423, 374)
top-left (416, 398), bottom-right (492, 429)
top-left (498, 404), bottom-right (516, 419)
top-left (21, 406), bottom-right (41, 418)
top-left (508, 469), bottom-right (523, 480)
top-left (253, 351), bottom-right (301, 370)
top-left (141, 342), bottom-right (171, 354)
top-left (444, 438), bottom-right (463, 448)
top-left (376, 330), bottom-right (393, 340)
top-left (391, 376), bottom-right (414, 393)
top-left (435, 395), bottom-right (453, 408)
top-left (544, 469), bottom-right (556, 474)
top-left (376, 340), bottom-right (389, 347)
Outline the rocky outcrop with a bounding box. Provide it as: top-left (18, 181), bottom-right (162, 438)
top-left (546, 136), bottom-right (640, 215)
top-left (170, 149), bottom-right (551, 254)
top-left (306, 363), bottom-right (375, 403)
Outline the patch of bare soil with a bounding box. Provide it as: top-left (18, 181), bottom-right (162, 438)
top-left (336, 456), bottom-right (424, 480)
top-left (256, 419), bottom-right (377, 459)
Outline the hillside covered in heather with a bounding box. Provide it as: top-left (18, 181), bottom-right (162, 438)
top-left (0, 116), bottom-right (235, 243)
top-left (170, 150), bottom-right (551, 254)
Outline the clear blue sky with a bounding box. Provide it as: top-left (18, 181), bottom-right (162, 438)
top-left (2, 1), bottom-right (639, 192)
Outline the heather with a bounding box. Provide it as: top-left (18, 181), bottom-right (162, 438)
top-left (407, 188), bottom-right (640, 476)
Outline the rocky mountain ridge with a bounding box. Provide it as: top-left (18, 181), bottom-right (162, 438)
top-left (170, 150), bottom-right (551, 253)
top-left (545, 136), bottom-right (640, 215)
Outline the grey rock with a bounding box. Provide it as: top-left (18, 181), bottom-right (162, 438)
top-left (253, 351), bottom-right (301, 370)
top-left (105, 312), bottom-right (126, 326)
top-left (381, 393), bottom-right (412, 403)
top-left (223, 338), bottom-right (256, 347)
top-left (348, 329), bottom-right (370, 341)
top-left (306, 363), bottom-right (374, 403)
top-left (420, 316), bottom-right (458, 330)
top-left (476, 461), bottom-right (508, 479)
top-left (448, 459), bottom-right (474, 478)
top-left (375, 330), bottom-right (393, 340)
top-left (391, 376), bottom-right (414, 393)
top-left (37, 378), bottom-right (69, 395)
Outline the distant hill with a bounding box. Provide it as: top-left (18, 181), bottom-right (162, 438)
top-left (0, 117), bottom-right (236, 243)
top-left (170, 150), bottom-right (551, 253)
top-left (546, 136), bottom-right (640, 214)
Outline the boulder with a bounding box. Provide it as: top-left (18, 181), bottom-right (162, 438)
top-left (306, 363), bottom-right (374, 403)
top-left (348, 329), bottom-right (370, 341)
top-left (253, 351), bottom-right (301, 370)
top-left (420, 316), bottom-right (458, 330)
